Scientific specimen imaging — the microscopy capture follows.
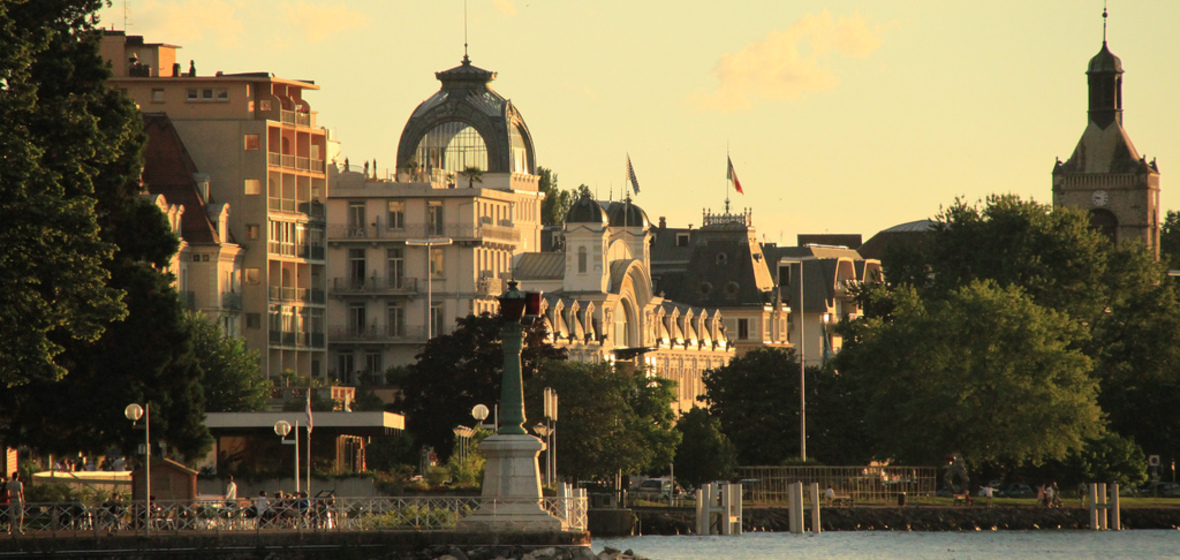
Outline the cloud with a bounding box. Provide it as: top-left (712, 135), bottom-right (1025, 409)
top-left (282, 2), bottom-right (370, 43)
top-left (128, 0), bottom-right (246, 48)
top-left (493, 0), bottom-right (517, 16)
top-left (689, 10), bottom-right (883, 112)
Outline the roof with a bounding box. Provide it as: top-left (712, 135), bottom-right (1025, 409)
top-left (607, 199), bottom-right (650, 228)
top-left (1054, 119), bottom-right (1155, 175)
top-left (858, 220), bottom-right (936, 260)
top-left (141, 113), bottom-right (223, 245)
top-left (566, 193), bottom-right (609, 224)
top-left (205, 411), bottom-right (405, 433)
top-left (515, 252), bottom-right (565, 280)
top-left (1088, 42), bottom-right (1124, 74)
top-left (656, 226), bottom-right (774, 308)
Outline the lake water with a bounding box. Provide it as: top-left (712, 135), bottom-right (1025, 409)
top-left (593, 530), bottom-right (1180, 560)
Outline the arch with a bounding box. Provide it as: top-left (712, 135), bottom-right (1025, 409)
top-left (413, 120), bottom-right (489, 174)
top-left (618, 298), bottom-right (639, 348)
top-left (1089, 209), bottom-right (1118, 242)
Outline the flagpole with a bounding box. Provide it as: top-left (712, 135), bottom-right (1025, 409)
top-left (725, 145), bottom-right (731, 214)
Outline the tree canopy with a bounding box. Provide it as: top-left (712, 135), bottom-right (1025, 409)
top-left (672, 408), bottom-right (737, 487)
top-left (702, 347), bottom-right (806, 465)
top-left (185, 312), bottom-right (270, 413)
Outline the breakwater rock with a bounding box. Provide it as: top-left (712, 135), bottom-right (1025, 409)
top-left (632, 507), bottom-right (1180, 534)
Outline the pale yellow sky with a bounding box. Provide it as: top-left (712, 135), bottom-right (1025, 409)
top-left (99, 1), bottom-right (1180, 244)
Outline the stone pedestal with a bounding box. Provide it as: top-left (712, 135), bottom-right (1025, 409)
top-left (458, 434), bottom-right (563, 532)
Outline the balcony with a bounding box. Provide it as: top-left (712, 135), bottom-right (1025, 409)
top-left (267, 152), bottom-right (324, 176)
top-left (268, 329), bottom-right (324, 348)
top-left (298, 201), bottom-right (326, 222)
top-left (222, 292), bottom-right (242, 310)
top-left (267, 286), bottom-right (317, 303)
top-left (328, 325), bottom-right (427, 343)
top-left (326, 223), bottom-right (520, 244)
top-left (331, 276), bottom-right (419, 296)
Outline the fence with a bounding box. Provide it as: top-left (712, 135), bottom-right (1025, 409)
top-left (738, 465), bottom-right (937, 504)
top-left (2, 495), bottom-right (587, 536)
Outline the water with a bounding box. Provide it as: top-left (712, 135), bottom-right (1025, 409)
top-left (593, 530), bottom-right (1180, 560)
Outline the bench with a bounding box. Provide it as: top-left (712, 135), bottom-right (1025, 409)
top-left (953, 493), bottom-right (974, 506)
top-left (830, 494), bottom-right (854, 507)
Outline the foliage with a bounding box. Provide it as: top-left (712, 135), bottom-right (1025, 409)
top-left (702, 347), bottom-right (805, 465)
top-left (1068, 433), bottom-right (1147, 488)
top-left (392, 313), bottom-right (566, 461)
top-left (1160, 210), bottom-right (1180, 271)
top-left (0, 0), bottom-right (129, 388)
top-left (350, 386), bottom-right (387, 412)
top-left (280, 392), bottom-right (336, 412)
top-left (526, 361), bottom-right (680, 482)
top-left (672, 408), bottom-right (737, 487)
top-left (447, 427), bottom-right (492, 488)
top-left (833, 280), bottom-right (1101, 467)
top-left (366, 432), bottom-right (420, 474)
top-left (184, 312), bottom-right (268, 412)
top-left (460, 166), bottom-right (483, 189)
top-left (538, 167), bottom-right (571, 226)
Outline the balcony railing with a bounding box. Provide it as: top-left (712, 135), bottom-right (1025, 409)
top-left (267, 286), bottom-right (315, 303)
top-left (328, 325), bottom-right (427, 343)
top-left (326, 224), bottom-right (520, 243)
top-left (331, 276), bottom-right (419, 295)
top-left (280, 109), bottom-right (296, 125)
top-left (267, 329), bottom-right (323, 348)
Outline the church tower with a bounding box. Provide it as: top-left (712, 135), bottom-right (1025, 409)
top-left (1052, 13), bottom-right (1160, 258)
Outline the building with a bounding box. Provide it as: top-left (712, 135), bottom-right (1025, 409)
top-left (515, 194), bottom-right (734, 412)
top-left (1052, 36), bottom-right (1161, 258)
top-left (324, 55), bottom-right (543, 381)
top-left (103, 32), bottom-right (330, 379)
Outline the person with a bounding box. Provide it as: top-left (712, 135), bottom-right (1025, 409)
top-left (225, 475), bottom-right (238, 502)
top-left (1048, 481), bottom-right (1062, 508)
top-left (101, 492), bottom-right (125, 532)
top-left (982, 484), bottom-right (994, 507)
top-left (824, 485), bottom-right (835, 506)
top-left (253, 491), bottom-right (269, 528)
top-left (7, 472), bottom-right (25, 535)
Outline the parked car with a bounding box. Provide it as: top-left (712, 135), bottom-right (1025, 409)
top-left (1002, 483), bottom-right (1034, 498)
top-left (1140, 482), bottom-right (1180, 497)
top-left (632, 478), bottom-right (683, 502)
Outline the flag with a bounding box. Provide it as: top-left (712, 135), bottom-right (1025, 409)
top-left (626, 155), bottom-right (641, 194)
top-left (728, 156), bottom-right (744, 194)
top-left (305, 391), bottom-right (314, 434)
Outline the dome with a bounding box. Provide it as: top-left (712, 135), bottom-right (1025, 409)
top-left (565, 193), bottom-right (608, 225)
top-left (1087, 42), bottom-right (1123, 74)
top-left (396, 55), bottom-right (536, 176)
top-left (607, 199), bottom-right (650, 228)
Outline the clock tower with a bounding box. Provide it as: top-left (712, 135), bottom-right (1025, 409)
top-left (1052, 30), bottom-right (1160, 258)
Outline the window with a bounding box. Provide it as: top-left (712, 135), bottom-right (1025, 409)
top-left (259, 99), bottom-right (272, 111)
top-left (217, 89), bottom-right (228, 101)
top-left (244, 134), bottom-right (260, 151)
top-left (676, 233), bottom-right (689, 247)
top-left (430, 247), bottom-right (444, 278)
top-left (387, 248), bottom-right (405, 287)
top-left (245, 313), bottom-right (261, 329)
top-left (348, 201), bottom-right (366, 237)
top-left (365, 352), bottom-right (382, 376)
top-left (427, 202), bottom-right (444, 235)
top-left (337, 353), bottom-right (355, 382)
top-left (430, 303), bottom-right (445, 338)
top-left (577, 246), bottom-right (587, 273)
top-left (151, 88), bottom-right (165, 103)
top-left (349, 249), bottom-right (366, 288)
top-left (244, 268), bottom-right (260, 284)
top-left (387, 201), bottom-right (405, 229)
top-left (349, 303), bottom-right (367, 334)
top-left (244, 179), bottom-right (261, 194)
top-left (387, 303), bottom-right (405, 337)
top-left (202, 88), bottom-right (214, 101)
top-left (246, 224), bottom-right (260, 239)
top-left (186, 89), bottom-right (198, 101)
top-left (737, 318), bottom-right (749, 340)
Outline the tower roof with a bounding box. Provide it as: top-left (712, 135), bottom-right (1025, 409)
top-left (565, 192), bottom-right (609, 225)
top-left (607, 199), bottom-right (650, 228)
top-left (1087, 42), bottom-right (1124, 74)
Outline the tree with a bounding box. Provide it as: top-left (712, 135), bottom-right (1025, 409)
top-left (0, 0), bottom-right (128, 388)
top-left (392, 313), bottom-right (566, 461)
top-left (538, 167), bottom-right (572, 226)
top-left (0, 2), bottom-right (213, 461)
top-left (833, 280), bottom-right (1102, 467)
top-left (1160, 210), bottom-right (1180, 271)
top-left (525, 360), bottom-right (680, 482)
top-left (184, 313), bottom-right (269, 412)
top-left (460, 166), bottom-right (483, 188)
top-left (702, 347), bottom-right (805, 465)
top-left (672, 408), bottom-right (737, 487)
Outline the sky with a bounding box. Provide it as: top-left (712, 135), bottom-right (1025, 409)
top-left (97, 1), bottom-right (1180, 245)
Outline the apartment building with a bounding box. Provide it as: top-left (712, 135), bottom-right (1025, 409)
top-left (103, 32), bottom-right (329, 379)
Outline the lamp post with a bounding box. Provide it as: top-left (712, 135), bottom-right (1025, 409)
top-left (124, 403), bottom-right (150, 537)
top-left (783, 260), bottom-right (807, 462)
top-left (405, 237), bottom-right (453, 340)
top-left (453, 425), bottom-right (477, 465)
top-left (543, 387), bottom-right (558, 485)
top-left (274, 420), bottom-right (300, 493)
top-left (472, 404), bottom-right (491, 430)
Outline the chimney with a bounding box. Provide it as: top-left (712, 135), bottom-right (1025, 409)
top-left (658, 216), bottom-right (666, 231)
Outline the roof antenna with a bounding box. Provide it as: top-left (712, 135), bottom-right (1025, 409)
top-left (463, 0), bottom-right (470, 63)
top-left (1099, 1), bottom-right (1109, 44)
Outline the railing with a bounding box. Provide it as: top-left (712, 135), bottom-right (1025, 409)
top-left (2, 496), bottom-right (588, 535)
top-left (328, 325), bottom-right (427, 342)
top-left (326, 224), bottom-right (520, 243)
top-left (267, 286), bottom-right (312, 303)
top-left (737, 465), bottom-right (938, 504)
top-left (331, 276), bottom-right (419, 295)
top-left (268, 330), bottom-right (323, 348)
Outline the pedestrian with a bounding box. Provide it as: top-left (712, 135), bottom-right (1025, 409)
top-left (225, 475), bottom-right (238, 503)
top-left (982, 484), bottom-right (994, 507)
top-left (824, 485), bottom-right (835, 506)
top-left (7, 472), bottom-right (25, 535)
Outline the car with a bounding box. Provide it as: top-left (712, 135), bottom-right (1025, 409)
top-left (632, 478), bottom-right (683, 502)
top-left (1140, 482), bottom-right (1180, 497)
top-left (1002, 483), bottom-right (1034, 498)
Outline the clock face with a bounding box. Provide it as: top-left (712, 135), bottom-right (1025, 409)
top-left (1092, 190), bottom-right (1109, 207)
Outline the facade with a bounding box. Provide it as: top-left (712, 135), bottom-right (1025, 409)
top-left (651, 207), bottom-right (790, 356)
top-left (762, 244), bottom-right (882, 368)
top-left (515, 194), bottom-right (733, 412)
top-left (104, 32), bottom-right (330, 379)
top-left (1052, 38), bottom-right (1161, 258)
top-left (324, 56), bottom-right (543, 382)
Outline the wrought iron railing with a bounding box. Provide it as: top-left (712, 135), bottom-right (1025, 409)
top-left (737, 465), bottom-right (938, 504)
top-left (3, 496), bottom-right (587, 535)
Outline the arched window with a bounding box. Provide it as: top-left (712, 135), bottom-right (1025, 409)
top-left (577, 246), bottom-right (587, 273)
top-left (509, 125), bottom-right (531, 174)
top-left (1089, 209), bottom-right (1118, 242)
top-left (413, 121), bottom-right (488, 173)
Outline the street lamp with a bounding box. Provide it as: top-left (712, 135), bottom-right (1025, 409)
top-left (453, 425), bottom-right (477, 465)
top-left (781, 259), bottom-right (808, 462)
top-left (472, 403), bottom-right (492, 431)
top-left (405, 237), bottom-right (453, 339)
top-left (543, 387), bottom-right (558, 485)
top-left (125, 403), bottom-right (150, 536)
top-left (274, 420), bottom-right (300, 493)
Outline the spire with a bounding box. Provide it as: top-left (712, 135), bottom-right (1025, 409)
top-left (1086, 5), bottom-right (1123, 129)
top-left (1102, 2), bottom-right (1108, 44)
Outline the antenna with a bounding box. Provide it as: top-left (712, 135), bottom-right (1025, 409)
top-left (123, 0), bottom-right (130, 31)
top-left (463, 0), bottom-right (469, 61)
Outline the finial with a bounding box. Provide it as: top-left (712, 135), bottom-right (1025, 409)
top-left (463, 0), bottom-right (470, 62)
